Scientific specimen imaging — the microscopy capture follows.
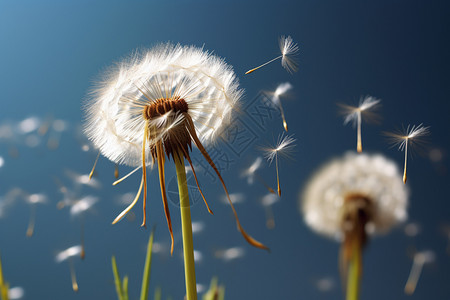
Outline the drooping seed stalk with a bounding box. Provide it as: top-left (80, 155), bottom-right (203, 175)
top-left (174, 149), bottom-right (197, 300)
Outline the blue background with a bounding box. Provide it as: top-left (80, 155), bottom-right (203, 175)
top-left (0, 1), bottom-right (449, 299)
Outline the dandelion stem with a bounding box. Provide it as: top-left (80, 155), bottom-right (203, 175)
top-left (346, 238), bottom-right (361, 300)
top-left (404, 254), bottom-right (424, 295)
top-left (89, 150), bottom-right (101, 180)
top-left (68, 258), bottom-right (79, 292)
top-left (357, 112), bottom-right (362, 153)
top-left (403, 139), bottom-right (408, 184)
top-left (245, 55), bottom-right (282, 74)
top-left (275, 154), bottom-right (281, 196)
top-left (174, 149), bottom-right (197, 300)
top-left (26, 204), bottom-right (36, 237)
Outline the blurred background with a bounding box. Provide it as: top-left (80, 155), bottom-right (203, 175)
top-left (0, 0), bottom-right (449, 299)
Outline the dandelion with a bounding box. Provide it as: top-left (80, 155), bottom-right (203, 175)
top-left (268, 82), bottom-right (293, 131)
top-left (263, 133), bottom-right (296, 196)
top-left (301, 152), bottom-right (408, 300)
top-left (55, 245), bottom-right (82, 292)
top-left (84, 42), bottom-right (267, 300)
top-left (241, 157), bottom-right (275, 194)
top-left (339, 96), bottom-right (381, 153)
top-left (385, 123), bottom-right (430, 183)
top-left (404, 250), bottom-right (435, 295)
top-left (24, 193), bottom-right (47, 237)
top-left (245, 35), bottom-right (299, 74)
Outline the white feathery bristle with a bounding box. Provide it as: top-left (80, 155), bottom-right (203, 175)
top-left (359, 96), bottom-right (381, 111)
top-left (55, 245), bottom-right (82, 263)
top-left (84, 43), bottom-right (242, 167)
top-left (301, 152), bottom-right (409, 240)
top-left (279, 35), bottom-right (299, 73)
top-left (407, 123), bottom-right (430, 139)
top-left (264, 133), bottom-right (296, 163)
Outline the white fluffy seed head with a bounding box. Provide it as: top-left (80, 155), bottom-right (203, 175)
top-left (83, 43), bottom-right (243, 167)
top-left (279, 36), bottom-right (299, 73)
top-left (301, 152), bottom-right (408, 240)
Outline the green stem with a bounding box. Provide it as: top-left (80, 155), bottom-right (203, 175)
top-left (346, 240), bottom-right (361, 300)
top-left (174, 150), bottom-right (197, 300)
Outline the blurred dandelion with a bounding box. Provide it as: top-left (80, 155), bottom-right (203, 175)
top-left (84, 42), bottom-right (267, 300)
top-left (385, 123), bottom-right (430, 183)
top-left (301, 152), bottom-right (408, 300)
top-left (404, 250), bottom-right (435, 295)
top-left (245, 35), bottom-right (299, 74)
top-left (241, 157), bottom-right (275, 194)
top-left (339, 96), bottom-right (381, 153)
top-left (55, 245), bottom-right (82, 292)
top-left (263, 133), bottom-right (296, 196)
top-left (268, 82), bottom-right (293, 131)
top-left (24, 193), bottom-right (47, 237)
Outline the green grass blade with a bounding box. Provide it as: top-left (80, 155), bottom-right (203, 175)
top-left (140, 228), bottom-right (155, 300)
top-left (154, 286), bottom-right (161, 300)
top-left (112, 256), bottom-right (124, 300)
top-left (123, 275), bottom-right (129, 300)
top-left (0, 252), bottom-right (9, 300)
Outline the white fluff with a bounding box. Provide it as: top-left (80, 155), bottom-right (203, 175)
top-left (301, 152), bottom-right (408, 240)
top-left (84, 43), bottom-right (242, 167)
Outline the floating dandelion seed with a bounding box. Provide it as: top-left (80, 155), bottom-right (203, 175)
top-left (268, 82), bottom-right (293, 131)
top-left (301, 152), bottom-right (408, 300)
top-left (24, 193), bottom-right (47, 237)
top-left (385, 123), bottom-right (430, 184)
top-left (261, 193), bottom-right (280, 229)
top-left (55, 245), bottom-right (82, 292)
top-left (404, 250), bottom-right (435, 295)
top-left (84, 42), bottom-right (267, 300)
top-left (70, 196), bottom-right (98, 260)
top-left (241, 157), bottom-right (275, 194)
top-left (263, 133), bottom-right (296, 196)
top-left (214, 246), bottom-right (246, 262)
top-left (339, 96), bottom-right (381, 153)
top-left (245, 35), bottom-right (299, 74)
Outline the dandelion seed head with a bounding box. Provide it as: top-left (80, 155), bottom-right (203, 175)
top-left (274, 82), bottom-right (293, 98)
top-left (385, 123), bottom-right (430, 152)
top-left (26, 193), bottom-right (47, 205)
top-left (279, 36), bottom-right (299, 73)
top-left (241, 157), bottom-right (263, 184)
top-left (84, 43), bottom-right (242, 167)
top-left (8, 287), bottom-right (25, 300)
top-left (264, 134), bottom-right (296, 163)
top-left (301, 152), bottom-right (408, 239)
top-left (341, 96), bottom-right (381, 127)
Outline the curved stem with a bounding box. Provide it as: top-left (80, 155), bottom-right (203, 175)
top-left (174, 150), bottom-right (197, 300)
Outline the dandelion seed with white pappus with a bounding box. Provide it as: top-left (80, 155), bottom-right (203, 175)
top-left (245, 35), bottom-right (299, 74)
top-left (339, 96), bottom-right (381, 153)
top-left (55, 245), bottom-right (82, 292)
top-left (263, 133), bottom-right (296, 196)
top-left (267, 82), bottom-right (293, 132)
top-left (385, 123), bottom-right (430, 184)
top-left (84, 42), bottom-right (268, 300)
top-left (241, 157), bottom-right (275, 194)
top-left (404, 250), bottom-right (435, 295)
top-left (301, 152), bottom-right (408, 300)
